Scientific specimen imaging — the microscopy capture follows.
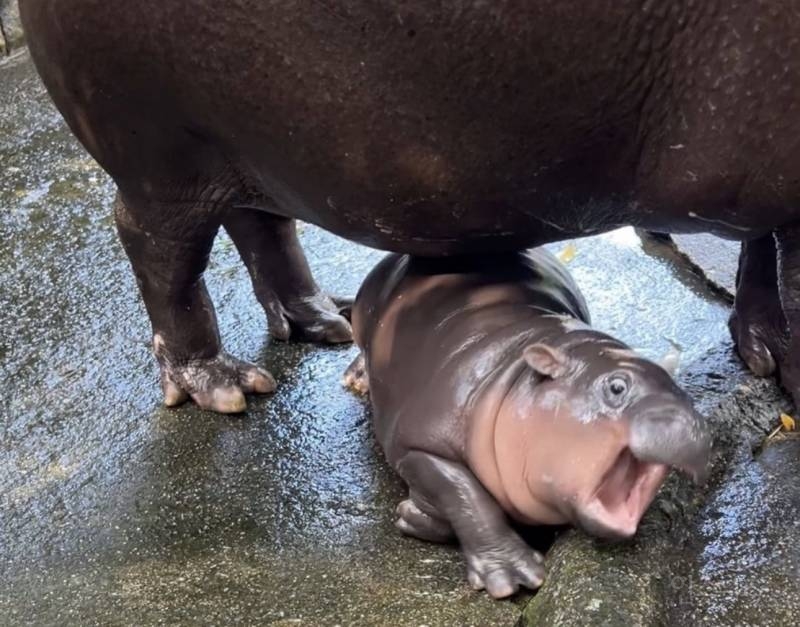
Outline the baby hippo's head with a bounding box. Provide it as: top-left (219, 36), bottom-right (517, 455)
top-left (499, 331), bottom-right (711, 540)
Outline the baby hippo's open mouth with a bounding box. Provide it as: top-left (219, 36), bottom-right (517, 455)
top-left (578, 448), bottom-right (668, 539)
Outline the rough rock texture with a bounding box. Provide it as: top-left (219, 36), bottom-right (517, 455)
top-left (0, 0), bottom-right (23, 56)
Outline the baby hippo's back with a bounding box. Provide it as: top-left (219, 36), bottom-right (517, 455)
top-left (351, 250), bottom-right (589, 464)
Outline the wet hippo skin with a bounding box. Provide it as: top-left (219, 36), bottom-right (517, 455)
top-left (345, 250), bottom-right (711, 598)
top-left (19, 1), bottom-right (800, 411)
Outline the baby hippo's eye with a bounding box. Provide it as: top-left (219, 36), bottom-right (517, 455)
top-left (602, 374), bottom-right (631, 407)
top-left (609, 378), bottom-right (627, 395)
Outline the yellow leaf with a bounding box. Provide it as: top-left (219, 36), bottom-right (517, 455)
top-left (780, 413), bottom-right (796, 431)
top-left (558, 243), bottom-right (577, 263)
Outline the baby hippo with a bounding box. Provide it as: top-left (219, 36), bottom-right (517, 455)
top-left (345, 250), bottom-right (711, 598)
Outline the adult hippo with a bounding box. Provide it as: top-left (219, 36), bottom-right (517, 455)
top-left (19, 0), bottom-right (800, 411)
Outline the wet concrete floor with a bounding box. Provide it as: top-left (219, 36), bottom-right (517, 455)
top-left (0, 50), bottom-right (794, 626)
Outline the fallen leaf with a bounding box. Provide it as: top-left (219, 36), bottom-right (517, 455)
top-left (558, 243), bottom-right (577, 263)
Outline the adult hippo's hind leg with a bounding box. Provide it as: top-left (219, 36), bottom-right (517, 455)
top-left (730, 235), bottom-right (789, 377)
top-left (115, 192), bottom-right (275, 413)
top-left (223, 208), bottom-right (352, 344)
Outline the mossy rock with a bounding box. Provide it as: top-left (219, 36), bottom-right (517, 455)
top-left (520, 533), bottom-right (662, 627)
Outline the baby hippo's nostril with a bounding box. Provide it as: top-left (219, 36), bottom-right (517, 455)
top-left (629, 410), bottom-right (712, 484)
top-left (684, 428), bottom-right (713, 484)
top-left (686, 450), bottom-right (712, 484)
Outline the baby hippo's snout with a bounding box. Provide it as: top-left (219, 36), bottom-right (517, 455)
top-left (575, 392), bottom-right (712, 541)
top-left (629, 396), bottom-right (712, 484)
top-left (566, 349), bottom-right (713, 541)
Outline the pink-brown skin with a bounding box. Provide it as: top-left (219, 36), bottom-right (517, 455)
top-left (346, 250), bottom-right (710, 598)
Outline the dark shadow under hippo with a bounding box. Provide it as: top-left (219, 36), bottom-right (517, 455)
top-left (345, 249), bottom-right (711, 598)
top-left (18, 0), bottom-right (800, 411)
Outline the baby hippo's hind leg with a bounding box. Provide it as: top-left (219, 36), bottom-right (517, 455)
top-left (223, 207), bottom-right (352, 344)
top-left (395, 492), bottom-right (454, 543)
top-left (397, 451), bottom-right (544, 598)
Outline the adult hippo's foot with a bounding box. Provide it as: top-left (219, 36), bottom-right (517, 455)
top-left (730, 235), bottom-right (789, 378)
top-left (223, 208), bottom-right (352, 344)
top-left (155, 338), bottom-right (276, 413)
top-left (261, 292), bottom-right (352, 343)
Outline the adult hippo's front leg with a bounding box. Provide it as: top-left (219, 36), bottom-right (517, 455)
top-left (730, 235), bottom-right (789, 378)
top-left (115, 193), bottom-right (277, 413)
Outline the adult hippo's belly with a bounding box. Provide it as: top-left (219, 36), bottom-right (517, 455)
top-left (19, 0), bottom-right (800, 412)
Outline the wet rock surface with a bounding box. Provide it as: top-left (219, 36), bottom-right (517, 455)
top-left (639, 232), bottom-right (740, 297)
top-left (1, 51), bottom-right (796, 625)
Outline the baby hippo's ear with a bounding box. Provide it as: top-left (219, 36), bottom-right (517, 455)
top-left (523, 343), bottom-right (571, 378)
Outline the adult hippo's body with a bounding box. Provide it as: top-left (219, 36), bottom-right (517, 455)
top-left (20, 0), bottom-right (800, 411)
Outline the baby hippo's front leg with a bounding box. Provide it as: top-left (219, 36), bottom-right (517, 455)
top-left (342, 353), bottom-right (369, 395)
top-left (397, 451), bottom-right (545, 598)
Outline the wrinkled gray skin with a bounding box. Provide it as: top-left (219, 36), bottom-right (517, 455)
top-left (345, 250), bottom-right (711, 598)
top-left (19, 0), bottom-right (800, 411)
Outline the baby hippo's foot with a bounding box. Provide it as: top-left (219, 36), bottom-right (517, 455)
top-left (463, 535), bottom-right (545, 599)
top-left (395, 498), bottom-right (454, 543)
top-left (155, 337), bottom-right (276, 413)
top-left (264, 292), bottom-right (353, 344)
top-left (342, 353), bottom-right (369, 395)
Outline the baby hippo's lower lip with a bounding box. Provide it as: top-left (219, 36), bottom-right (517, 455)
top-left (577, 448), bottom-right (669, 539)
